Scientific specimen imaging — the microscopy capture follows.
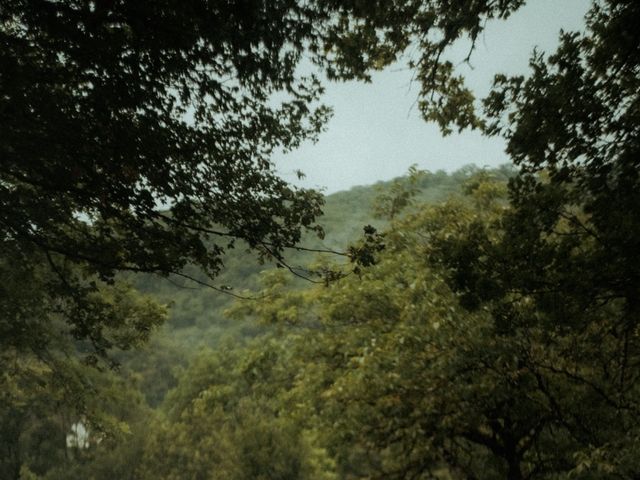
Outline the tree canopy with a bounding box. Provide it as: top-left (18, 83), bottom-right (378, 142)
top-left (1, 0), bottom-right (525, 359)
top-left (3, 0), bottom-right (640, 479)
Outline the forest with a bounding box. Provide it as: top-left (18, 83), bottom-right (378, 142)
top-left (1, 0), bottom-right (639, 479)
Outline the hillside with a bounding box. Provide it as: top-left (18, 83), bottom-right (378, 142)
top-left (116, 165), bottom-right (515, 408)
top-left (133, 165), bottom-right (510, 340)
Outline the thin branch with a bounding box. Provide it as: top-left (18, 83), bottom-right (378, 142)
top-left (258, 241), bottom-right (325, 284)
top-left (168, 271), bottom-right (267, 300)
top-left (152, 209), bottom-right (347, 256)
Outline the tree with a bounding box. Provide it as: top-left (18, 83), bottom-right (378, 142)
top-left (482, 0), bottom-right (640, 323)
top-left (1, 0), bottom-right (528, 358)
top-left (233, 181), bottom-right (539, 479)
top-left (451, 1), bottom-right (640, 474)
top-left (421, 1), bottom-right (640, 471)
top-left (2, 3), bottom-right (533, 475)
top-left (0, 340), bottom-right (156, 480)
top-left (324, 0), bottom-right (640, 468)
top-left (140, 342), bottom-right (336, 480)
top-left (0, 240), bottom-right (166, 479)
top-left (231, 159), bottom-right (640, 479)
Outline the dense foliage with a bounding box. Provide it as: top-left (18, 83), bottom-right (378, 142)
top-left (3, 0), bottom-right (640, 479)
top-left (1, 2), bottom-right (527, 476)
top-left (1, 0), bottom-right (523, 359)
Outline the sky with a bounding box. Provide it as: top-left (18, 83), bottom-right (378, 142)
top-left (274, 0), bottom-right (591, 194)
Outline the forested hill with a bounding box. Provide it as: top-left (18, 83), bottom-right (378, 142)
top-left (134, 165), bottom-right (513, 340)
top-left (5, 2), bottom-right (639, 477)
top-left (116, 165), bottom-right (513, 408)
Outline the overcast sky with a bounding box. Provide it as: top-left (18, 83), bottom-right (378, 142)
top-left (274, 0), bottom-right (591, 194)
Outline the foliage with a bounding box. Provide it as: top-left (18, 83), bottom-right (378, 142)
top-left (0, 164), bottom-right (477, 479)
top-left (0, 345), bottom-right (154, 480)
top-left (372, 165), bottom-right (426, 220)
top-left (239, 170), bottom-right (640, 479)
top-left (132, 167), bottom-right (466, 337)
top-left (2, 1), bottom-right (529, 474)
top-left (1, 0), bottom-right (526, 359)
top-left (4, 1), bottom-right (640, 478)
top-left (140, 342), bottom-right (336, 480)
top-left (482, 0), bottom-right (640, 327)
top-left (0, 246), bottom-right (165, 479)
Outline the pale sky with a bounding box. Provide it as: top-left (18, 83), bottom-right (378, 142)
top-left (274, 0), bottom-right (591, 194)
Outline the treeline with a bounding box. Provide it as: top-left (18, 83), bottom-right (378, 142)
top-left (0, 167), bottom-right (490, 479)
top-left (2, 0), bottom-right (639, 479)
top-left (7, 162), bottom-right (640, 479)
